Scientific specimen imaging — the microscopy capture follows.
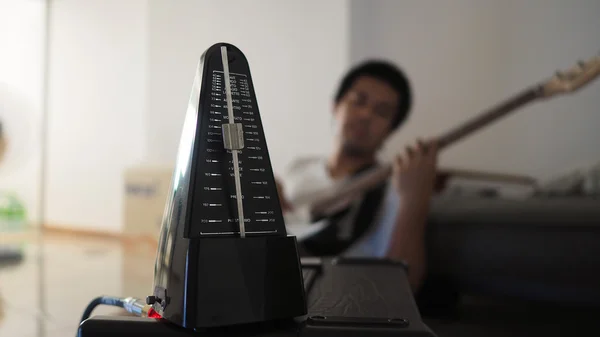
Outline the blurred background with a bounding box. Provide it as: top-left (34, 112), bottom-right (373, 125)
top-left (1, 0), bottom-right (599, 336)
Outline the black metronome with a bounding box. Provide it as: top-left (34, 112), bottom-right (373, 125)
top-left (77, 42), bottom-right (436, 337)
top-left (149, 43), bottom-right (306, 328)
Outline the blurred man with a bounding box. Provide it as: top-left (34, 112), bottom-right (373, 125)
top-left (276, 61), bottom-right (438, 291)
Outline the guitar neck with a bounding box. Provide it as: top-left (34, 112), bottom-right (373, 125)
top-left (437, 85), bottom-right (542, 149)
top-left (307, 85), bottom-right (543, 211)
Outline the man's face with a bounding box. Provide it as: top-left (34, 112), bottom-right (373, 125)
top-left (333, 76), bottom-right (399, 157)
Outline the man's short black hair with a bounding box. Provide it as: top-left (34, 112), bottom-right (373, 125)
top-left (334, 60), bottom-right (412, 131)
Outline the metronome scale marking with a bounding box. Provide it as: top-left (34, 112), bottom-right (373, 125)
top-left (191, 46), bottom-right (282, 237)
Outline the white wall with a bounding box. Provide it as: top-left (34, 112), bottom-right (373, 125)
top-left (41, 0), bottom-right (348, 232)
top-left (496, 0), bottom-right (600, 179)
top-left (145, 0), bottom-right (349, 174)
top-left (45, 0), bottom-right (147, 232)
top-left (0, 0), bottom-right (46, 225)
top-left (350, 0), bottom-right (600, 180)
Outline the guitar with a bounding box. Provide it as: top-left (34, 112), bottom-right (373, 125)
top-left (285, 52), bottom-right (600, 240)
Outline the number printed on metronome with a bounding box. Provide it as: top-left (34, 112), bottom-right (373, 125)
top-left (228, 218), bottom-right (251, 223)
top-left (253, 195), bottom-right (271, 200)
top-left (200, 219), bottom-right (223, 223)
top-left (202, 203), bottom-right (222, 207)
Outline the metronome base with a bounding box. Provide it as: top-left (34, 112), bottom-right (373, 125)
top-left (177, 234), bottom-right (307, 328)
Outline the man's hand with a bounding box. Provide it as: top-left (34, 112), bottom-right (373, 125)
top-left (275, 177), bottom-right (293, 213)
top-left (388, 138), bottom-right (438, 291)
top-left (392, 138), bottom-right (439, 210)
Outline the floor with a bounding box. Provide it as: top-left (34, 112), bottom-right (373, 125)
top-left (1, 231), bottom-right (599, 337)
top-left (0, 231), bottom-right (157, 337)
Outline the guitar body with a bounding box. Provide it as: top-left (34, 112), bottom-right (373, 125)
top-left (280, 156), bottom-right (348, 241)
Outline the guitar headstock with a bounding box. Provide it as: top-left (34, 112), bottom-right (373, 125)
top-left (540, 52), bottom-right (600, 98)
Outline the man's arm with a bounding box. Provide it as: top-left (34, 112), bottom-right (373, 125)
top-left (386, 139), bottom-right (438, 292)
top-left (387, 199), bottom-right (430, 292)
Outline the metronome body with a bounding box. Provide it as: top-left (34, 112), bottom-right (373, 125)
top-left (150, 43), bottom-right (306, 329)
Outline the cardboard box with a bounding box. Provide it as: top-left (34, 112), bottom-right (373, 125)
top-left (123, 166), bottom-right (174, 239)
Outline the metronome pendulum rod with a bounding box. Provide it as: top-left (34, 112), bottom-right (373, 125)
top-left (220, 46), bottom-right (246, 238)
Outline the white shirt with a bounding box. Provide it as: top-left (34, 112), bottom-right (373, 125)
top-left (281, 157), bottom-right (401, 257)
